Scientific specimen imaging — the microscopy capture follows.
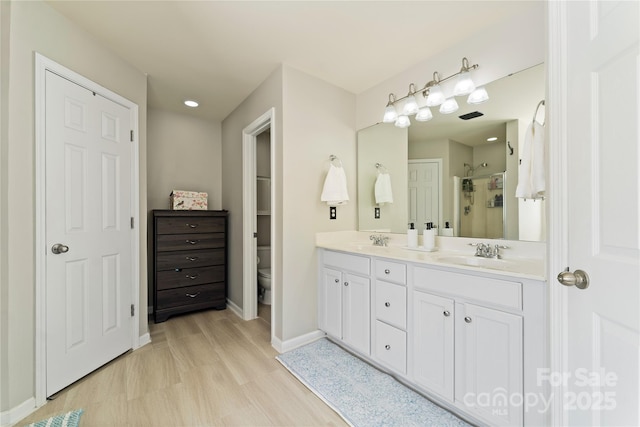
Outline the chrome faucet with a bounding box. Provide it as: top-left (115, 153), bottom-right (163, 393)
top-left (473, 242), bottom-right (508, 259)
top-left (370, 234), bottom-right (390, 247)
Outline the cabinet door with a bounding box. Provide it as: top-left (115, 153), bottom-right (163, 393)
top-left (456, 303), bottom-right (523, 427)
top-left (412, 291), bottom-right (454, 401)
top-left (342, 273), bottom-right (370, 355)
top-left (320, 267), bottom-right (343, 339)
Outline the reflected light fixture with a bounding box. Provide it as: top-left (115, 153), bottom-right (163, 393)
top-left (415, 107), bottom-right (433, 122)
top-left (439, 98), bottom-right (459, 114)
top-left (184, 100), bottom-right (199, 108)
top-left (468, 87), bottom-right (489, 104)
top-left (395, 115), bottom-right (411, 128)
top-left (381, 57), bottom-right (486, 128)
top-left (487, 137), bottom-right (498, 142)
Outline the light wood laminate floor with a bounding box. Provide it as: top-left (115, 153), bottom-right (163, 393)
top-left (19, 309), bottom-right (346, 426)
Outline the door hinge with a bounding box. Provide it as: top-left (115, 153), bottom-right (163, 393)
top-left (130, 130), bottom-right (134, 142)
top-left (131, 217), bottom-right (134, 229)
top-left (131, 304), bottom-right (135, 317)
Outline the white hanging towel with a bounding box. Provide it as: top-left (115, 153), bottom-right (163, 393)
top-left (516, 121), bottom-right (545, 199)
top-left (375, 172), bottom-right (394, 205)
top-left (321, 164), bottom-right (350, 205)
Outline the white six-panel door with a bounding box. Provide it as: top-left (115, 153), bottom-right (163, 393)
top-left (550, 1), bottom-right (639, 425)
top-left (408, 160), bottom-right (441, 231)
top-left (45, 70), bottom-right (133, 396)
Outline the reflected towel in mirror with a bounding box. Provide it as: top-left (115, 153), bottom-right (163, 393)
top-left (375, 172), bottom-right (394, 205)
top-left (516, 121), bottom-right (545, 199)
top-left (321, 164), bottom-right (350, 205)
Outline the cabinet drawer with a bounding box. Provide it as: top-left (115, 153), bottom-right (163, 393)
top-left (156, 283), bottom-right (225, 310)
top-left (156, 265), bottom-right (225, 291)
top-left (375, 320), bottom-right (407, 374)
top-left (323, 250), bottom-right (370, 276)
top-left (414, 266), bottom-right (523, 311)
top-left (375, 281), bottom-right (407, 329)
top-left (156, 249), bottom-right (224, 271)
top-left (156, 233), bottom-right (225, 252)
top-left (156, 217), bottom-right (225, 234)
top-left (375, 260), bottom-right (406, 285)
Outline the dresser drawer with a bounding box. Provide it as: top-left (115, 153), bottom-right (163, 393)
top-left (156, 249), bottom-right (224, 271)
top-left (374, 320), bottom-right (407, 374)
top-left (375, 260), bottom-right (406, 285)
top-left (156, 217), bottom-right (225, 234)
top-left (156, 282), bottom-right (225, 310)
top-left (156, 265), bottom-right (225, 291)
top-left (375, 281), bottom-right (407, 329)
top-left (156, 233), bottom-right (225, 252)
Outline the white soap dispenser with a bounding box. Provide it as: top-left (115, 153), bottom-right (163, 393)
top-left (423, 222), bottom-right (436, 251)
top-left (407, 222), bottom-right (418, 248)
top-left (441, 221), bottom-right (454, 237)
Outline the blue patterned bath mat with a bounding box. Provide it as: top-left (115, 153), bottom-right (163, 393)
top-left (276, 338), bottom-right (471, 427)
top-left (26, 409), bottom-right (83, 427)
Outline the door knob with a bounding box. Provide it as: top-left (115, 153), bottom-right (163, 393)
top-left (557, 268), bottom-right (589, 289)
top-left (51, 243), bottom-right (69, 254)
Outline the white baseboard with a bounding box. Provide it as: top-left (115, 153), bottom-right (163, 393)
top-left (1, 397), bottom-right (36, 427)
top-left (137, 332), bottom-right (151, 349)
top-left (226, 299), bottom-right (242, 318)
top-left (272, 330), bottom-right (326, 354)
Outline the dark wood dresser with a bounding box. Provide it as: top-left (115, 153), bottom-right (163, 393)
top-left (152, 210), bottom-right (228, 323)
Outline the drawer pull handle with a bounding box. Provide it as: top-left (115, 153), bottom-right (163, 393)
top-left (384, 302), bottom-right (391, 307)
top-left (186, 223), bottom-right (199, 228)
top-left (385, 345), bottom-right (391, 350)
top-left (344, 282), bottom-right (349, 287)
top-left (464, 316), bottom-right (472, 323)
top-left (384, 269), bottom-right (390, 274)
top-left (186, 256), bottom-right (199, 262)
top-left (443, 310), bottom-right (451, 317)
top-left (185, 292), bottom-right (201, 298)
top-left (186, 275), bottom-right (199, 280)
top-left (334, 278), bottom-right (340, 283)
top-left (186, 240), bottom-right (200, 245)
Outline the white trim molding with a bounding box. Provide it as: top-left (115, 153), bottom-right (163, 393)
top-left (0, 398), bottom-right (36, 427)
top-left (271, 330), bottom-right (326, 354)
top-left (34, 53), bottom-right (141, 406)
top-left (547, 2), bottom-right (570, 426)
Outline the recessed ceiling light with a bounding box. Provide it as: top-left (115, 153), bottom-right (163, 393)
top-left (184, 100), bottom-right (199, 108)
top-left (487, 137), bottom-right (498, 142)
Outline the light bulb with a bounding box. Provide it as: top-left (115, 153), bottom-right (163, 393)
top-left (383, 104), bottom-right (398, 123)
top-left (402, 94), bottom-right (419, 116)
top-left (415, 107), bottom-right (433, 122)
top-left (453, 71), bottom-right (476, 96)
top-left (467, 87), bottom-right (489, 104)
top-left (394, 115), bottom-right (411, 128)
top-left (425, 85), bottom-right (445, 107)
top-left (184, 100), bottom-right (199, 107)
top-left (439, 98), bottom-right (459, 114)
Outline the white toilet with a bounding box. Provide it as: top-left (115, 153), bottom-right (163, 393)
top-left (257, 246), bottom-right (272, 305)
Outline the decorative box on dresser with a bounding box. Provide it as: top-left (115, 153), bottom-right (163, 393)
top-left (152, 210), bottom-right (228, 323)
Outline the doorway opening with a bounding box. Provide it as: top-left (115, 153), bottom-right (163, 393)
top-left (242, 109), bottom-right (275, 340)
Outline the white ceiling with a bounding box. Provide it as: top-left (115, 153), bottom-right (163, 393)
top-left (47, 1), bottom-right (541, 121)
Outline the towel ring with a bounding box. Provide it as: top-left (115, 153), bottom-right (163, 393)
top-left (532, 100), bottom-right (546, 126)
top-left (329, 155), bottom-right (342, 167)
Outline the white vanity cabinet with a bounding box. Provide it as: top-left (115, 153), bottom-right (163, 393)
top-left (318, 251), bottom-right (371, 355)
top-left (373, 259), bottom-right (408, 374)
top-left (413, 266), bottom-right (526, 427)
top-left (317, 247), bottom-right (547, 427)
top-left (412, 290), bottom-right (455, 401)
top-left (455, 302), bottom-right (523, 427)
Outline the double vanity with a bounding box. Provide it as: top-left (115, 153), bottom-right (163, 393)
top-left (316, 231), bottom-right (548, 427)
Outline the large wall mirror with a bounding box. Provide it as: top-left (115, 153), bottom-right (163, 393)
top-left (357, 63), bottom-right (545, 241)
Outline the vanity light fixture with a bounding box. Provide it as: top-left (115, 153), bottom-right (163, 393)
top-left (382, 57), bottom-right (486, 128)
top-left (184, 100), bottom-right (199, 108)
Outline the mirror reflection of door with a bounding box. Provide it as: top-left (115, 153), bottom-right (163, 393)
top-left (408, 160), bottom-right (441, 235)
